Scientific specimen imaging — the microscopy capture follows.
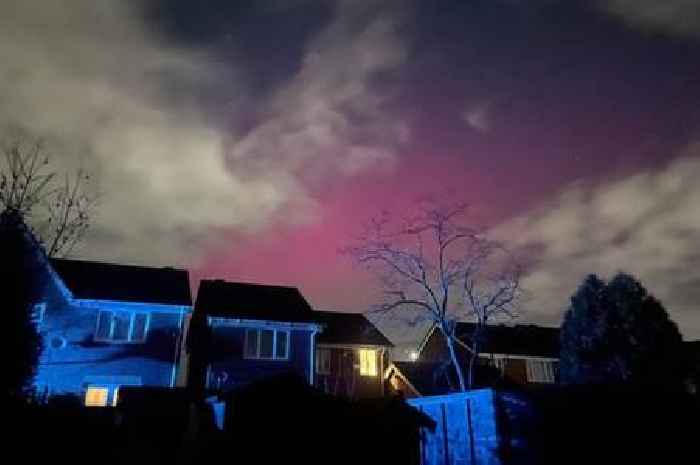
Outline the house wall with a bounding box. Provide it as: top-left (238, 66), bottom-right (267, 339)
top-left (34, 274), bottom-right (188, 400)
top-left (501, 358), bottom-right (527, 383)
top-left (314, 345), bottom-right (387, 399)
top-left (204, 324), bottom-right (314, 390)
top-left (421, 328), bottom-right (559, 386)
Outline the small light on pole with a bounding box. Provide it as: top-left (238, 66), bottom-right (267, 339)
top-left (409, 350), bottom-right (419, 361)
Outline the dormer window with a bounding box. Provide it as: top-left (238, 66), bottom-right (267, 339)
top-left (95, 310), bottom-right (149, 343)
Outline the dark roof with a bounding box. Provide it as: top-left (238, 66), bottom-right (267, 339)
top-left (194, 279), bottom-right (319, 324)
top-left (454, 322), bottom-right (560, 358)
top-left (315, 311), bottom-right (393, 347)
top-left (50, 258), bottom-right (191, 306)
top-left (686, 341), bottom-right (700, 358)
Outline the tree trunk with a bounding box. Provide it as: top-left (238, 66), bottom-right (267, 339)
top-left (467, 344), bottom-right (477, 389)
top-left (445, 333), bottom-right (467, 392)
top-left (467, 326), bottom-right (482, 389)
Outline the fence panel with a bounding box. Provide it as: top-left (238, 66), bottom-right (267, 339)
top-left (408, 389), bottom-right (501, 465)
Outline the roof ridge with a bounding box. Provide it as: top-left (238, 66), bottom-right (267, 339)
top-left (50, 257), bottom-right (187, 273)
top-left (201, 278), bottom-right (300, 290)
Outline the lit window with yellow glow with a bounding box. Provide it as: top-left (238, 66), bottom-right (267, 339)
top-left (359, 349), bottom-right (377, 377)
top-left (85, 387), bottom-right (109, 407)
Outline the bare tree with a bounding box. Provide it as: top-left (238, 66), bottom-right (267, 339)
top-left (347, 201), bottom-right (521, 391)
top-left (0, 137), bottom-right (95, 257)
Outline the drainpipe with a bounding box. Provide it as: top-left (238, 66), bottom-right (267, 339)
top-left (170, 307), bottom-right (185, 387)
top-left (309, 328), bottom-right (319, 385)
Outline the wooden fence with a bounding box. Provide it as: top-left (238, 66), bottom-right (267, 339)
top-left (408, 389), bottom-right (501, 465)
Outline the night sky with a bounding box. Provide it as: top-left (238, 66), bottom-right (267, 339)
top-left (2, 0), bottom-right (699, 352)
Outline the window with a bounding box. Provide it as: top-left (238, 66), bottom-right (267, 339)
top-left (94, 310), bottom-right (149, 343)
top-left (316, 348), bottom-right (331, 375)
top-left (485, 356), bottom-right (507, 375)
top-left (85, 387), bottom-right (109, 407)
top-left (83, 376), bottom-right (141, 407)
top-left (526, 359), bottom-right (556, 383)
top-left (359, 349), bottom-right (377, 377)
top-left (244, 328), bottom-right (289, 360)
top-left (31, 303), bottom-right (46, 326)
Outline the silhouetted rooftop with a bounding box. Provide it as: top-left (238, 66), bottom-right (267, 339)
top-left (455, 322), bottom-right (561, 358)
top-left (194, 279), bottom-right (319, 323)
top-left (50, 258), bottom-right (192, 306)
top-left (315, 310), bottom-right (393, 347)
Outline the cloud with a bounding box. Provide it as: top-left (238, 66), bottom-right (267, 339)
top-left (0, 0), bottom-right (410, 265)
top-left (462, 102), bottom-right (492, 133)
top-left (601, 0), bottom-right (700, 38)
top-left (495, 141), bottom-right (700, 339)
top-left (229, 0), bottom-right (409, 185)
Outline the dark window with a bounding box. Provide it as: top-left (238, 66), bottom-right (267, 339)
top-left (96, 311), bottom-right (112, 339)
top-left (260, 330), bottom-right (274, 358)
top-left (113, 313), bottom-right (130, 341)
top-left (245, 329), bottom-right (258, 358)
top-left (275, 331), bottom-right (288, 359)
top-left (132, 313), bottom-right (148, 341)
top-left (316, 348), bottom-right (331, 375)
top-left (244, 328), bottom-right (290, 360)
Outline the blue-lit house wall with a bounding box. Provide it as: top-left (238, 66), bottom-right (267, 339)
top-left (34, 268), bottom-right (190, 402)
top-left (200, 319), bottom-right (320, 391)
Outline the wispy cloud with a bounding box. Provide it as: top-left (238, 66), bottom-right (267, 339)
top-left (601, 0), bottom-right (700, 39)
top-left (462, 102), bottom-right (492, 133)
top-left (229, 0), bottom-right (410, 184)
top-left (496, 141), bottom-right (700, 338)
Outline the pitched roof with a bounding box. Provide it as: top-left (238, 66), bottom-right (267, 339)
top-left (194, 279), bottom-right (319, 324)
top-left (315, 310), bottom-right (393, 347)
top-left (455, 322), bottom-right (560, 358)
top-left (419, 322), bottom-right (561, 359)
top-left (50, 258), bottom-right (191, 306)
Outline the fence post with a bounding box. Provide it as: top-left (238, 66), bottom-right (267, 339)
top-left (441, 402), bottom-right (450, 465)
top-left (466, 398), bottom-right (477, 465)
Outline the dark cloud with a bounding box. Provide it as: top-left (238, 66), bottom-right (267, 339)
top-left (601, 0), bottom-right (700, 38)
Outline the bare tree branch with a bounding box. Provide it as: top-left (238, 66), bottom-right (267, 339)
top-left (345, 200), bottom-right (521, 391)
top-left (1, 137), bottom-right (95, 258)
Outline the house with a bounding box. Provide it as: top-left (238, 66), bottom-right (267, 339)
top-left (313, 310), bottom-right (393, 399)
top-left (386, 323), bottom-right (560, 397)
top-left (186, 279), bottom-right (323, 392)
top-left (34, 258), bottom-right (192, 406)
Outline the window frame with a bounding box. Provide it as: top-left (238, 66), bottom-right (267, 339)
top-left (94, 310), bottom-right (150, 344)
top-left (243, 328), bottom-right (290, 361)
